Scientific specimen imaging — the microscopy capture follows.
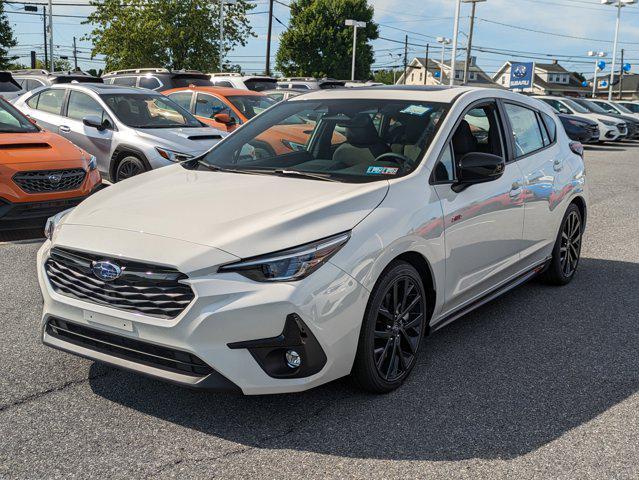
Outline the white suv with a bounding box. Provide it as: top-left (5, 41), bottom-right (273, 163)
top-left (38, 86), bottom-right (587, 395)
top-left (536, 95), bottom-right (626, 142)
top-left (209, 73), bottom-right (278, 92)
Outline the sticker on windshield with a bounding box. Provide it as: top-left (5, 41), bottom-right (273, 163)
top-left (399, 104), bottom-right (432, 116)
top-left (367, 166), bottom-right (399, 175)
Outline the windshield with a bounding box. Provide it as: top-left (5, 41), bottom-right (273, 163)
top-left (101, 93), bottom-right (202, 128)
top-left (172, 77), bottom-right (213, 88)
top-left (613, 102), bottom-right (632, 114)
top-left (0, 99), bottom-right (39, 133)
top-left (574, 99), bottom-right (607, 114)
top-left (198, 98), bottom-right (448, 183)
top-left (244, 79), bottom-right (278, 92)
top-left (562, 98), bottom-right (589, 114)
top-left (227, 95), bottom-right (277, 119)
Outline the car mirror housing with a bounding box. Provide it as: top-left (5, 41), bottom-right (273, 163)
top-left (452, 152), bottom-right (505, 193)
top-left (213, 113), bottom-right (235, 125)
top-left (83, 115), bottom-right (107, 131)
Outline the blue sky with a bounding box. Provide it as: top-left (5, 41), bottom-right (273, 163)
top-left (5, 0), bottom-right (639, 78)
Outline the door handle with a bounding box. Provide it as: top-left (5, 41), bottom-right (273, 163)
top-left (553, 159), bottom-right (563, 171)
top-left (59, 125), bottom-right (71, 133)
top-left (509, 181), bottom-right (522, 197)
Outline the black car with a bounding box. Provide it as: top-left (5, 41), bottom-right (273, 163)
top-left (12, 69), bottom-right (102, 93)
top-left (102, 68), bottom-right (212, 92)
top-left (0, 71), bottom-right (24, 101)
top-left (557, 113), bottom-right (600, 144)
top-left (572, 98), bottom-right (639, 140)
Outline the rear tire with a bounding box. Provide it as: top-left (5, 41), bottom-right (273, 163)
top-left (542, 203), bottom-right (583, 286)
top-left (352, 261), bottom-right (427, 393)
top-left (115, 155), bottom-right (146, 182)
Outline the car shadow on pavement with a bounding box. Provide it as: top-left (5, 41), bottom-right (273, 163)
top-left (89, 257), bottom-right (639, 461)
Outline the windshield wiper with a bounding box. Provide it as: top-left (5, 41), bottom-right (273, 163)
top-left (193, 160), bottom-right (272, 176)
top-left (273, 169), bottom-right (341, 182)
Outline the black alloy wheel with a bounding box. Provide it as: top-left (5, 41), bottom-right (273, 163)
top-left (352, 261), bottom-right (427, 393)
top-left (115, 156), bottom-right (146, 182)
top-left (543, 203), bottom-right (583, 285)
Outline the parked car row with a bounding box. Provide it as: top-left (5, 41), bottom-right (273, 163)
top-left (536, 95), bottom-right (639, 143)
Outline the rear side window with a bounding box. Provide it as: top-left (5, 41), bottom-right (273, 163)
top-left (504, 103), bottom-right (544, 157)
top-left (540, 112), bottom-right (557, 144)
top-left (26, 93), bottom-right (40, 108)
top-left (139, 76), bottom-right (161, 90)
top-left (111, 76), bottom-right (137, 87)
top-left (167, 91), bottom-right (193, 111)
top-left (36, 89), bottom-right (66, 115)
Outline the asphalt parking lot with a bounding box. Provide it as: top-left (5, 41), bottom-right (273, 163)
top-left (1, 144), bottom-right (638, 479)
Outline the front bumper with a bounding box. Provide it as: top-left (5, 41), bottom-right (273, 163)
top-left (37, 227), bottom-right (369, 394)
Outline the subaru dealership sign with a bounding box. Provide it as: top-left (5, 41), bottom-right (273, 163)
top-left (509, 62), bottom-right (535, 90)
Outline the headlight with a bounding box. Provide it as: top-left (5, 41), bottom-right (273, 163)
top-left (44, 208), bottom-right (74, 240)
top-left (599, 119), bottom-right (619, 126)
top-left (155, 147), bottom-right (193, 162)
top-left (87, 155), bottom-right (97, 171)
top-left (218, 232), bottom-right (350, 282)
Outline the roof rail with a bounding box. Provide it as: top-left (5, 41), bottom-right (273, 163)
top-left (209, 72), bottom-right (242, 77)
top-left (104, 67), bottom-right (170, 75)
top-left (279, 77), bottom-right (317, 82)
top-left (11, 69), bottom-right (50, 75)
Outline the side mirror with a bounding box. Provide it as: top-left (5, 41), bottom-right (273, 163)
top-left (213, 113), bottom-right (235, 125)
top-left (452, 152), bottom-right (505, 193)
top-left (83, 115), bottom-right (109, 131)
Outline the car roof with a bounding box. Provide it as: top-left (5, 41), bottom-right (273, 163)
top-left (289, 85), bottom-right (475, 103)
top-left (164, 86), bottom-right (264, 97)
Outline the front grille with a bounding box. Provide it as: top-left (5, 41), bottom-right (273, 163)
top-left (13, 168), bottom-right (86, 193)
top-left (46, 318), bottom-right (213, 377)
top-left (618, 123), bottom-right (627, 135)
top-left (45, 248), bottom-right (195, 319)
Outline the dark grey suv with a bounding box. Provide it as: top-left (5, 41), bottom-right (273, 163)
top-left (102, 68), bottom-right (213, 92)
top-left (12, 69), bottom-right (102, 93)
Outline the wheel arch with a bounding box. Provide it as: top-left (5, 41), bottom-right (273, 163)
top-left (570, 194), bottom-right (587, 228)
top-left (109, 145), bottom-right (152, 182)
top-left (382, 251), bottom-right (437, 334)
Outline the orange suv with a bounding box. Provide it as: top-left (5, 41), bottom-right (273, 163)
top-left (0, 98), bottom-right (102, 230)
top-left (163, 86), bottom-right (326, 156)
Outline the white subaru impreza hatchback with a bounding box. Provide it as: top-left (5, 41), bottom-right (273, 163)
top-left (37, 86), bottom-right (587, 394)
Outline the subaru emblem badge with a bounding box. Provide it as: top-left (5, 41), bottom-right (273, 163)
top-left (91, 260), bottom-right (123, 281)
top-left (48, 174), bottom-right (62, 183)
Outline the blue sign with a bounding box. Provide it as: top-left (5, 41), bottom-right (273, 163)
top-left (601, 80), bottom-right (609, 88)
top-left (623, 63), bottom-right (631, 72)
top-left (582, 80), bottom-right (589, 87)
top-left (509, 62), bottom-right (534, 89)
top-left (434, 71), bottom-right (441, 78)
top-left (597, 60), bottom-right (606, 71)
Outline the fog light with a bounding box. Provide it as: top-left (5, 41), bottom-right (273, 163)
top-left (285, 350), bottom-right (301, 369)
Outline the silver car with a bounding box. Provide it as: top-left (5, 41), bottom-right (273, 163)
top-left (14, 84), bottom-right (226, 182)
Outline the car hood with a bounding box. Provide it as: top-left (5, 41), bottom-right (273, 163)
top-left (576, 112), bottom-right (624, 125)
top-left (134, 126), bottom-right (228, 155)
top-left (63, 164), bottom-right (389, 258)
top-left (0, 131), bottom-right (85, 165)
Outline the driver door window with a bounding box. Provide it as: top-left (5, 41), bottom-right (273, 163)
top-left (195, 94), bottom-right (235, 121)
top-left (67, 91), bottom-right (108, 123)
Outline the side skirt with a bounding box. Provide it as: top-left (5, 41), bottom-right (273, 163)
top-left (430, 257), bottom-right (551, 334)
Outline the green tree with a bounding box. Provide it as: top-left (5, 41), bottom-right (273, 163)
top-left (372, 69), bottom-right (396, 85)
top-left (0, 3), bottom-right (17, 69)
top-left (276, 0), bottom-right (379, 79)
top-left (85, 0), bottom-right (255, 72)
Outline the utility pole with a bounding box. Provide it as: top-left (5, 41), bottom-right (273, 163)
top-left (265, 0), bottom-right (274, 75)
top-left (30, 51), bottom-right (36, 69)
top-left (462, 0), bottom-right (485, 85)
top-left (449, 0), bottom-right (462, 85)
top-left (73, 37), bottom-right (78, 71)
top-left (403, 35), bottom-right (408, 85)
top-left (423, 44), bottom-right (429, 85)
top-left (219, 0), bottom-right (224, 72)
top-left (43, 5), bottom-right (48, 68)
top-left (618, 48), bottom-right (624, 100)
top-left (48, 0), bottom-right (53, 72)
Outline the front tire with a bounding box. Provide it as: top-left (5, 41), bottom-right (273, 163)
top-left (352, 261), bottom-right (427, 393)
top-left (115, 155), bottom-right (146, 182)
top-left (542, 203), bottom-right (583, 285)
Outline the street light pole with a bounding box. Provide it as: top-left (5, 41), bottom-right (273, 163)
top-left (462, 0), bottom-right (486, 85)
top-left (345, 20), bottom-right (366, 81)
top-left (48, 0), bottom-right (53, 72)
top-left (437, 37), bottom-right (451, 84)
top-left (449, 0), bottom-right (462, 85)
top-left (265, 0), bottom-right (274, 75)
top-left (601, 0), bottom-right (637, 101)
top-left (588, 51), bottom-right (606, 98)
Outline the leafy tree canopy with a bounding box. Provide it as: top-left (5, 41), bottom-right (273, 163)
top-left (372, 69), bottom-right (396, 85)
top-left (0, 3), bottom-right (17, 70)
top-left (85, 0), bottom-right (255, 72)
top-left (276, 0), bottom-right (379, 79)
